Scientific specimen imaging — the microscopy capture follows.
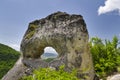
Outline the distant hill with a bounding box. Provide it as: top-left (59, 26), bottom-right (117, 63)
top-left (0, 43), bottom-right (20, 79)
top-left (41, 53), bottom-right (58, 59)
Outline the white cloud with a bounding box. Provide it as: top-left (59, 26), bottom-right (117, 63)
top-left (98, 0), bottom-right (120, 15)
top-left (44, 47), bottom-right (58, 54)
top-left (9, 44), bottom-right (20, 51)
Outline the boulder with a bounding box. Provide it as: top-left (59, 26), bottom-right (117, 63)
top-left (2, 11), bottom-right (95, 80)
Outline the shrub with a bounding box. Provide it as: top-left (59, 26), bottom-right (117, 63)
top-left (90, 36), bottom-right (120, 78)
top-left (20, 65), bottom-right (79, 80)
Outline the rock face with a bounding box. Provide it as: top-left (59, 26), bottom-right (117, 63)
top-left (2, 11), bottom-right (95, 80)
top-left (107, 74), bottom-right (120, 80)
top-left (21, 11), bottom-right (95, 80)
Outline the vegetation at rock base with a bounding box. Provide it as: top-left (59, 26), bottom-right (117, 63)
top-left (90, 36), bottom-right (120, 79)
top-left (18, 36), bottom-right (120, 80)
top-left (1, 36), bottom-right (120, 80)
top-left (20, 65), bottom-right (79, 80)
top-left (0, 43), bottom-right (20, 79)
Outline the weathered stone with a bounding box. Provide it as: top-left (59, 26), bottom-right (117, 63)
top-left (21, 11), bottom-right (95, 80)
top-left (22, 58), bottom-right (48, 68)
top-left (107, 74), bottom-right (120, 80)
top-left (2, 11), bottom-right (95, 80)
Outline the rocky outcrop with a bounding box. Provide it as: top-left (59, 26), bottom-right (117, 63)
top-left (2, 11), bottom-right (95, 80)
top-left (107, 74), bottom-right (120, 80)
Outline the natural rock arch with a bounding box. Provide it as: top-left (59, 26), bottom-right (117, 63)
top-left (2, 12), bottom-right (95, 80)
top-left (20, 11), bottom-right (95, 80)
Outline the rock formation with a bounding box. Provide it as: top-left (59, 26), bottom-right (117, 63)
top-left (107, 74), bottom-right (120, 80)
top-left (2, 11), bottom-right (95, 80)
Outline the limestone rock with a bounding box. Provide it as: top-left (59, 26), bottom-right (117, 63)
top-left (107, 74), bottom-right (120, 80)
top-left (2, 11), bottom-right (95, 80)
top-left (20, 11), bottom-right (95, 80)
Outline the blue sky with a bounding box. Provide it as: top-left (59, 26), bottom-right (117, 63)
top-left (0, 0), bottom-right (120, 50)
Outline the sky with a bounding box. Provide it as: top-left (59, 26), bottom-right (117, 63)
top-left (0, 0), bottom-right (120, 51)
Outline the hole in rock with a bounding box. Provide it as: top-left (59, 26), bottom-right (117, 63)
top-left (41, 47), bottom-right (58, 62)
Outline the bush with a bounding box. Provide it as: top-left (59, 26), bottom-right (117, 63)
top-left (90, 36), bottom-right (120, 78)
top-left (20, 65), bottom-right (79, 80)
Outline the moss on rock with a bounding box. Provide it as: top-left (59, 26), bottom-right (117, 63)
top-left (25, 24), bottom-right (38, 39)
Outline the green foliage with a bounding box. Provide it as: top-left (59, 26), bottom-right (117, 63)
top-left (0, 43), bottom-right (20, 79)
top-left (20, 65), bottom-right (79, 80)
top-left (90, 36), bottom-right (120, 78)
